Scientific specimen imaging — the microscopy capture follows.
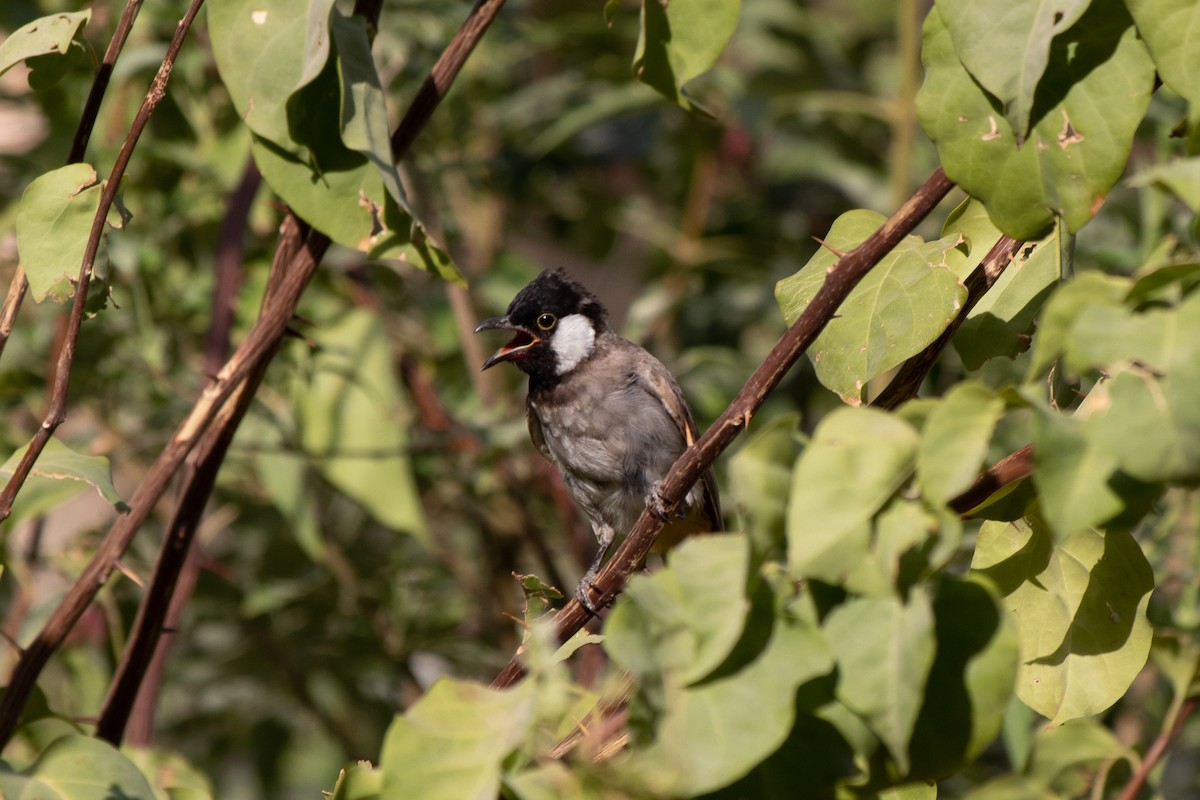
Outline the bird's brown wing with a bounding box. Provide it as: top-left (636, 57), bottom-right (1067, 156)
top-left (631, 356), bottom-right (723, 532)
top-left (526, 396), bottom-right (552, 462)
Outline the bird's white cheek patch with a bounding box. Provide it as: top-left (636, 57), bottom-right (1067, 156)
top-left (552, 314), bottom-right (595, 374)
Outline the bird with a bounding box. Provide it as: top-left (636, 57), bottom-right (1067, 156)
top-left (475, 269), bottom-right (721, 613)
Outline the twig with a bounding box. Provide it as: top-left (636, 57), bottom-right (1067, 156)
top-left (948, 444), bottom-right (1034, 515)
top-left (0, 0), bottom-right (195, 523)
top-left (872, 235), bottom-right (1022, 410)
top-left (0, 0), bottom-right (145, 361)
top-left (1118, 695), bottom-right (1199, 800)
top-left (492, 167), bottom-right (956, 688)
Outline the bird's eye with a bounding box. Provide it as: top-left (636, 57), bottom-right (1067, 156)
top-left (536, 313), bottom-right (557, 330)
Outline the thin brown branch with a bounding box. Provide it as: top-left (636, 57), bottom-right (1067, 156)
top-left (1119, 695), bottom-right (1199, 800)
top-left (872, 235), bottom-right (1022, 410)
top-left (390, 0), bottom-right (507, 158)
top-left (492, 167), bottom-right (957, 688)
top-left (0, 0), bottom-right (145, 362)
top-left (0, 0), bottom-right (200, 524)
top-left (948, 444), bottom-right (1034, 515)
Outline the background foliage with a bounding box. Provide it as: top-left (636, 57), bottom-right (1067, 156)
top-left (0, 0), bottom-right (1198, 798)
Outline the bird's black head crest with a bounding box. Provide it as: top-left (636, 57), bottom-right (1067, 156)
top-left (505, 269), bottom-right (609, 329)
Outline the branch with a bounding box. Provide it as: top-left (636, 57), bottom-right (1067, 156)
top-left (0, 0), bottom-right (146, 362)
top-left (948, 444), bottom-right (1034, 516)
top-left (0, 0), bottom-right (196, 523)
top-left (872, 235), bottom-right (1023, 410)
top-left (1118, 695), bottom-right (1199, 800)
top-left (492, 167), bottom-right (957, 688)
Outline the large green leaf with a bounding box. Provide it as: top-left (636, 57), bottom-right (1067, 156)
top-left (0, 734), bottom-right (156, 800)
top-left (971, 519), bottom-right (1153, 726)
top-left (615, 610), bottom-right (833, 796)
top-left (0, 10), bottom-right (90, 77)
top-left (297, 310), bottom-right (427, 541)
top-left (1126, 0), bottom-right (1200, 106)
top-left (935, 0), bottom-right (1091, 141)
top-left (633, 0), bottom-right (741, 112)
top-left (1030, 402), bottom-right (1124, 539)
top-left (15, 163), bottom-right (103, 303)
top-left (787, 408), bottom-right (919, 584)
top-left (380, 679), bottom-right (536, 800)
top-left (726, 413), bottom-right (801, 557)
top-left (823, 589), bottom-right (937, 773)
top-left (605, 534), bottom-right (750, 685)
top-left (918, 0), bottom-right (1155, 239)
top-left (1025, 271), bottom-right (1128, 379)
top-left (776, 210), bottom-right (968, 404)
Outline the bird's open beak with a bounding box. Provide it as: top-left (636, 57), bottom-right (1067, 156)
top-left (474, 316), bottom-right (540, 371)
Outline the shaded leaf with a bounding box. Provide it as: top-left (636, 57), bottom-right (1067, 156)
top-left (935, 0), bottom-right (1091, 141)
top-left (1126, 0), bottom-right (1200, 106)
top-left (1129, 157), bottom-right (1200, 212)
top-left (298, 310), bottom-right (427, 541)
top-left (823, 589), bottom-right (937, 773)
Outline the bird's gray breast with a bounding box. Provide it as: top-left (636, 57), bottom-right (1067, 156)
top-left (529, 347), bottom-right (685, 531)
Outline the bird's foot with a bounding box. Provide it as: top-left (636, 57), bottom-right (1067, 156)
top-left (575, 572), bottom-right (603, 617)
top-left (646, 481), bottom-right (682, 521)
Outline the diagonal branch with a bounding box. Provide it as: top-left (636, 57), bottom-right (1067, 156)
top-left (493, 167), bottom-right (957, 688)
top-left (0, 0), bottom-right (197, 523)
top-left (0, 0), bottom-right (147, 362)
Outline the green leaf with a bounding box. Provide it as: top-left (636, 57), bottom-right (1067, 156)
top-left (0, 734), bottom-right (157, 800)
top-left (328, 761), bottom-right (381, 800)
top-left (1129, 157), bottom-right (1200, 212)
top-left (1030, 402), bottom-right (1123, 538)
top-left (916, 382), bottom-right (1005, 506)
top-left (605, 534), bottom-right (750, 684)
top-left (1, 436), bottom-right (127, 511)
top-left (124, 747), bottom-right (215, 800)
top-left (1027, 719), bottom-right (1132, 795)
top-left (775, 210), bottom-right (968, 404)
top-left (823, 589), bottom-right (937, 773)
top-left (504, 763), bottom-right (587, 800)
top-left (962, 776), bottom-right (1056, 800)
top-left (918, 0), bottom-right (1155, 239)
top-left (616, 610), bottom-right (833, 796)
top-left (15, 163), bottom-right (104, 303)
top-left (727, 413), bottom-right (801, 557)
top-left (1126, 0), bottom-right (1200, 106)
top-left (944, 200), bottom-right (1066, 369)
top-left (972, 519), bottom-right (1036, 571)
top-left (970, 520), bottom-right (1154, 726)
top-left (935, 0), bottom-right (1091, 141)
top-left (379, 679), bottom-right (536, 800)
top-left (787, 408), bottom-right (918, 584)
top-left (909, 576), bottom-right (1020, 778)
top-left (0, 10), bottom-right (91, 77)
top-left (330, 11), bottom-right (409, 212)
top-left (298, 310), bottom-right (427, 541)
top-left (633, 0), bottom-right (741, 112)
top-left (1025, 271), bottom-right (1128, 379)
top-left (209, 0), bottom-right (310, 146)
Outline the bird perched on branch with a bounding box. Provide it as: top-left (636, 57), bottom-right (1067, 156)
top-left (476, 269), bottom-right (721, 613)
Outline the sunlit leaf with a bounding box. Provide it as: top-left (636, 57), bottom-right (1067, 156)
top-left (633, 0), bottom-right (741, 112)
top-left (0, 436), bottom-right (126, 511)
top-left (918, 0), bottom-right (1155, 239)
top-left (916, 381), bottom-right (1005, 506)
top-left (776, 210), bottom-right (968, 404)
top-left (1125, 0), bottom-right (1200, 106)
top-left (971, 519), bottom-right (1153, 726)
top-left (15, 163), bottom-right (103, 303)
top-left (0, 735), bottom-right (156, 800)
top-left (0, 10), bottom-right (91, 77)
